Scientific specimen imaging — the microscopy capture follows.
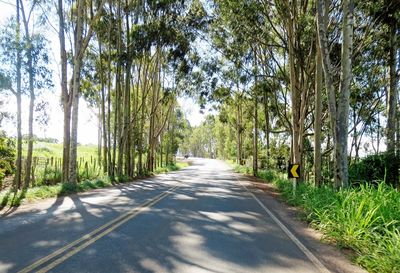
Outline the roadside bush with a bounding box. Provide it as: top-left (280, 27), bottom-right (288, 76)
top-left (258, 170), bottom-right (278, 182)
top-left (349, 154), bottom-right (386, 184)
top-left (234, 164), bottom-right (251, 174)
top-left (0, 133), bottom-right (15, 186)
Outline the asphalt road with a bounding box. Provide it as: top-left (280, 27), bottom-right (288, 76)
top-left (0, 159), bottom-right (341, 273)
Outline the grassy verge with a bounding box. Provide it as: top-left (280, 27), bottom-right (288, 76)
top-left (0, 177), bottom-right (114, 208)
top-left (153, 161), bottom-right (189, 174)
top-left (0, 162), bottom-right (188, 209)
top-left (230, 162), bottom-right (400, 273)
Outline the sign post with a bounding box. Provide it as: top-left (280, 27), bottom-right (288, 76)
top-left (288, 164), bottom-right (300, 196)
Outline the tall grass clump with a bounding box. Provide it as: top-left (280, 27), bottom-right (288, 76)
top-left (233, 164), bottom-right (252, 174)
top-left (278, 180), bottom-right (400, 273)
top-left (231, 164), bottom-right (400, 273)
top-left (258, 170), bottom-right (279, 182)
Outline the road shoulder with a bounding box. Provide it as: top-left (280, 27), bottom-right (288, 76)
top-left (238, 174), bottom-right (368, 273)
top-left (0, 172), bottom-right (173, 218)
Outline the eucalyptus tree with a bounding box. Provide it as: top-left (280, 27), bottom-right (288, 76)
top-left (57, 0), bottom-right (70, 182)
top-left (19, 0), bottom-right (53, 188)
top-left (349, 30), bottom-right (387, 162)
top-left (209, 0), bottom-right (263, 169)
top-left (0, 3), bottom-right (52, 188)
top-left (56, 0), bottom-right (107, 184)
top-left (317, 0), bottom-right (355, 188)
top-left (361, 0), bottom-right (400, 187)
top-left (0, 16), bottom-right (22, 189)
top-left (72, 0), bottom-right (208, 178)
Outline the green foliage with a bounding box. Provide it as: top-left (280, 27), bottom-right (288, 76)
top-left (312, 184), bottom-right (400, 272)
top-left (153, 161), bottom-right (189, 174)
top-left (257, 170), bottom-right (279, 182)
top-left (181, 115), bottom-right (219, 158)
top-left (0, 178), bottom-right (113, 207)
top-left (234, 164), bottom-right (252, 174)
top-left (163, 108), bottom-right (191, 163)
top-left (22, 141), bottom-right (98, 159)
top-left (349, 153), bottom-right (400, 185)
top-left (0, 133), bottom-right (15, 186)
top-left (15, 142), bottom-right (101, 186)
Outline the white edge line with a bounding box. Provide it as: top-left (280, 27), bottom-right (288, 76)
top-left (236, 176), bottom-right (331, 273)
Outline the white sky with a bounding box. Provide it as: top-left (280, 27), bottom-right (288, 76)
top-left (0, 1), bottom-right (206, 144)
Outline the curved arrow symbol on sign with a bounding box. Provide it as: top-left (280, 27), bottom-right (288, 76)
top-left (289, 164), bottom-right (300, 178)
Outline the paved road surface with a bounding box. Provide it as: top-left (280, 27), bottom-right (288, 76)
top-left (0, 159), bottom-right (348, 273)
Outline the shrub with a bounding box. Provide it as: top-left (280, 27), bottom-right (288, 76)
top-left (349, 154), bottom-right (386, 184)
top-left (258, 170), bottom-right (278, 182)
top-left (0, 133), bottom-right (15, 185)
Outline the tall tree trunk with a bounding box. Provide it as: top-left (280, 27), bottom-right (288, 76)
top-left (385, 20), bottom-right (399, 187)
top-left (335, 0), bottom-right (354, 188)
top-left (377, 111), bottom-right (380, 155)
top-left (253, 49), bottom-right (258, 176)
top-left (113, 69), bottom-right (120, 177)
top-left (107, 9), bottom-right (113, 177)
top-left (24, 67), bottom-right (34, 188)
top-left (397, 107), bottom-right (400, 157)
top-left (68, 0), bottom-right (85, 184)
top-left (317, 0), bottom-right (338, 184)
top-left (116, 0), bottom-right (124, 178)
top-left (58, 0), bottom-right (71, 183)
top-left (314, 41), bottom-right (323, 186)
top-left (20, 1), bottom-right (34, 188)
top-left (98, 39), bottom-right (108, 173)
top-left (14, 0), bottom-right (22, 190)
top-left (124, 5), bottom-right (131, 177)
top-left (147, 73), bottom-right (156, 173)
top-left (236, 101), bottom-right (241, 165)
top-left (263, 91), bottom-right (270, 167)
top-left (138, 55), bottom-right (149, 175)
top-left (286, 6), bottom-right (302, 183)
top-left (124, 64), bottom-right (132, 176)
top-left (62, 105), bottom-right (71, 180)
top-left (353, 109), bottom-right (359, 162)
top-left (132, 62), bottom-right (141, 176)
top-left (97, 107), bottom-right (102, 164)
top-left (317, 0), bottom-right (354, 188)
top-left (253, 96), bottom-right (258, 176)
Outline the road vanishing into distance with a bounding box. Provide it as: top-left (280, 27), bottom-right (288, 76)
top-left (0, 159), bottom-right (364, 273)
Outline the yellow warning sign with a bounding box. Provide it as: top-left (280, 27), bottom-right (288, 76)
top-left (288, 164), bottom-right (300, 178)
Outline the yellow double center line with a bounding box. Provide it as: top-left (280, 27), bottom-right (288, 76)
top-left (18, 184), bottom-right (180, 273)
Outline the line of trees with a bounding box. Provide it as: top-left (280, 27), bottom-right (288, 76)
top-left (182, 0), bottom-right (399, 188)
top-left (0, 0), bottom-right (398, 189)
top-left (0, 0), bottom-right (204, 188)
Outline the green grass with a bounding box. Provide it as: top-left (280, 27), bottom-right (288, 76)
top-left (18, 142), bottom-right (101, 186)
top-left (0, 177), bottom-right (114, 207)
top-left (1, 141), bottom-right (189, 207)
top-left (234, 164), bottom-right (252, 174)
top-left (231, 162), bottom-right (400, 273)
top-left (153, 161), bottom-right (189, 174)
top-left (23, 141), bottom-right (98, 160)
top-left (176, 161), bottom-right (190, 169)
